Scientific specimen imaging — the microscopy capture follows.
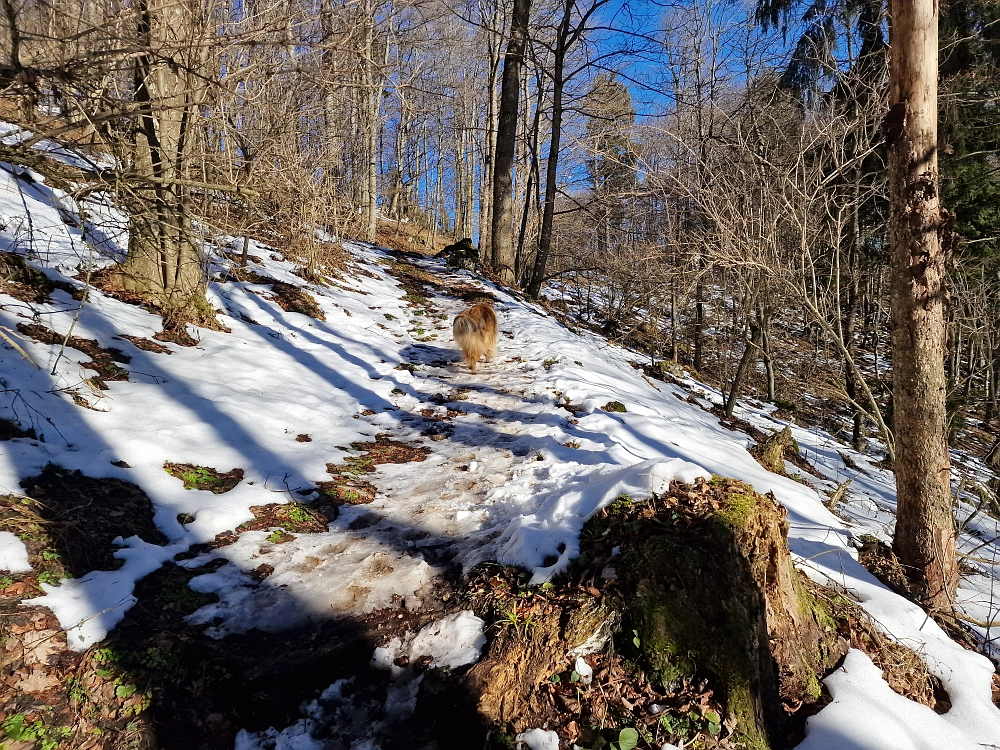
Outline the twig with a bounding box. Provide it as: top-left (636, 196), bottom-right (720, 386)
top-left (0, 325), bottom-right (41, 368)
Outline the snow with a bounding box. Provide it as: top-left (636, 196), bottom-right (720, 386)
top-left (2, 145), bottom-right (1000, 750)
top-left (374, 610), bottom-right (486, 671)
top-left (23, 537), bottom-right (185, 649)
top-left (498, 457), bottom-right (708, 584)
top-left (797, 650), bottom-right (982, 750)
top-left (574, 656), bottom-right (593, 685)
top-left (0, 530), bottom-right (32, 572)
top-left (515, 728), bottom-right (561, 750)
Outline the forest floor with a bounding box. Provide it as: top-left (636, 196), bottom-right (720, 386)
top-left (2, 143), bottom-right (1000, 750)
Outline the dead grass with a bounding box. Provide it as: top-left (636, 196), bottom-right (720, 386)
top-left (814, 585), bottom-right (947, 711)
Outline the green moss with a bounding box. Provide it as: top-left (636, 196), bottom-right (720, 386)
top-left (620, 502), bottom-right (772, 750)
top-left (164, 463), bottom-right (244, 493)
top-left (602, 400), bottom-right (628, 413)
top-left (714, 491), bottom-right (757, 532)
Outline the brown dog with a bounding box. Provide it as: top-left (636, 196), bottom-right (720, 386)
top-left (453, 303), bottom-right (498, 374)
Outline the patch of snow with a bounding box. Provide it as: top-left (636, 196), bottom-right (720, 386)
top-left (234, 721), bottom-right (325, 750)
top-left (372, 610), bottom-right (485, 678)
top-left (574, 656), bottom-right (593, 685)
top-left (405, 610), bottom-right (486, 668)
top-left (182, 531), bottom-right (438, 637)
top-left (383, 673), bottom-right (422, 719)
top-left (797, 650), bottom-right (981, 750)
top-left (22, 537), bottom-right (185, 650)
top-left (498, 457), bottom-right (708, 584)
top-left (0, 530), bottom-right (31, 572)
top-left (515, 728), bottom-right (560, 750)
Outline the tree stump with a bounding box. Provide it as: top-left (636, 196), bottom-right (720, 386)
top-left (752, 425), bottom-right (796, 475)
top-left (620, 480), bottom-right (847, 749)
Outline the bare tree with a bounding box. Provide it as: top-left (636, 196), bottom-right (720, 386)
top-left (887, 0), bottom-right (959, 610)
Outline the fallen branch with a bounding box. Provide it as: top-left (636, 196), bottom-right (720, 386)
top-left (0, 325), bottom-right (41, 368)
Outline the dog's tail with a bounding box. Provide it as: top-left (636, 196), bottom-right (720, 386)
top-left (453, 314), bottom-right (479, 338)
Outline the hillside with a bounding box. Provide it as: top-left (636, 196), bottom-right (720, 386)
top-left (2, 154), bottom-right (1000, 750)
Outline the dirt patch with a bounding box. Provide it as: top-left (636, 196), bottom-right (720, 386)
top-left (315, 435), bottom-right (430, 507)
top-left (0, 469), bottom-right (173, 749)
top-left (15, 465), bottom-right (168, 576)
top-left (267, 281), bottom-right (326, 320)
top-left (1, 251), bottom-right (84, 303)
top-left (0, 417), bottom-right (36, 440)
top-left (381, 252), bottom-right (496, 312)
top-left (341, 434), bottom-right (432, 472)
top-left (213, 502), bottom-right (333, 548)
top-left (154, 324), bottom-right (199, 347)
top-left (223, 267), bottom-right (326, 320)
top-left (164, 463), bottom-right (245, 494)
top-left (315, 477), bottom-right (377, 505)
top-left (16, 322), bottom-right (130, 388)
top-left (116, 333), bottom-right (173, 354)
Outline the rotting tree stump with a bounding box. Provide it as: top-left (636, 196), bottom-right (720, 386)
top-left (751, 425), bottom-right (796, 475)
top-left (466, 592), bottom-right (618, 730)
top-left (618, 479), bottom-right (847, 750)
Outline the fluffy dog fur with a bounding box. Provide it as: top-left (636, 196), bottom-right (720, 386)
top-left (453, 303), bottom-right (498, 374)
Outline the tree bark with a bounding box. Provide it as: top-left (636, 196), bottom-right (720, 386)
top-left (490, 0), bottom-right (531, 286)
top-left (888, 0), bottom-right (959, 611)
top-left (477, 0), bottom-right (502, 252)
top-left (122, 0), bottom-right (205, 317)
top-left (525, 0), bottom-right (570, 299)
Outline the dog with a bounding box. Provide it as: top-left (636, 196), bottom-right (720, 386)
top-left (453, 303), bottom-right (498, 374)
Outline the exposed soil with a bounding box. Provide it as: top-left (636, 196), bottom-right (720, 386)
top-left (267, 281), bottom-right (325, 320)
top-left (16, 322), bottom-right (130, 388)
top-left (211, 502), bottom-right (334, 549)
top-left (163, 463), bottom-right (245, 494)
top-left (1, 251), bottom-right (84, 303)
top-left (381, 252), bottom-right (497, 311)
top-left (223, 267), bottom-right (326, 320)
top-left (316, 434), bottom-right (431, 507)
top-left (115, 334), bottom-right (172, 355)
top-left (16, 464), bottom-right (168, 575)
top-left (0, 417), bottom-right (36, 440)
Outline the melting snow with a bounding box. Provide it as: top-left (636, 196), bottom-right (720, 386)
top-left (371, 609), bottom-right (486, 673)
top-left (0, 530), bottom-right (31, 572)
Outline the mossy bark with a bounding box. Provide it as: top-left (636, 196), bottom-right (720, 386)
top-left (620, 483), bottom-right (846, 749)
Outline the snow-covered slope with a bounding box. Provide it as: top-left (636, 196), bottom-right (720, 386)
top-left (2, 160), bottom-right (1000, 750)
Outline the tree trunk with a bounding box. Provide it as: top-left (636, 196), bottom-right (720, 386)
top-left (888, 0), bottom-right (959, 611)
top-left (358, 1), bottom-right (379, 242)
top-left (477, 1), bottom-right (502, 251)
top-left (490, 0), bottom-right (531, 286)
top-left (122, 0), bottom-right (205, 318)
top-left (694, 281), bottom-right (705, 372)
top-left (725, 318), bottom-right (763, 419)
top-left (525, 2), bottom-right (571, 299)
